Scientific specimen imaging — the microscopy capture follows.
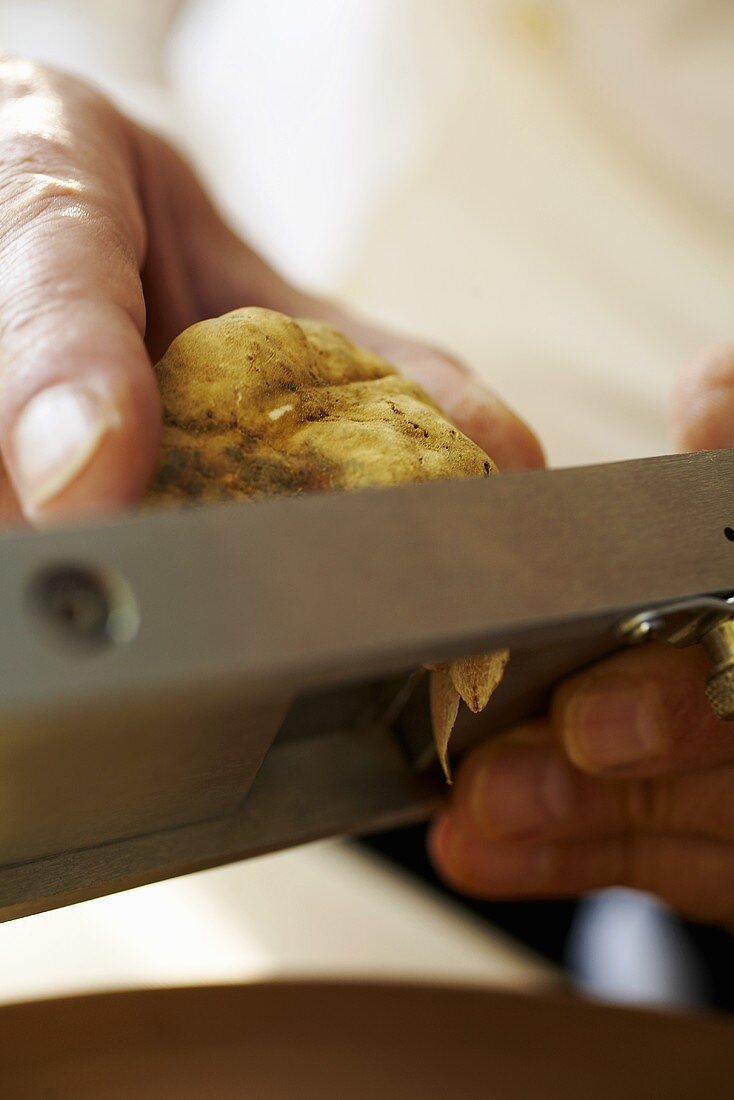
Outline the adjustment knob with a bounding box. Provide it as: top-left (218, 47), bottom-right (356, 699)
top-left (703, 621), bottom-right (734, 721)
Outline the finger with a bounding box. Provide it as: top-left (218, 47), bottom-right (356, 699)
top-left (449, 723), bottom-right (734, 844)
top-left (129, 125), bottom-right (314, 355)
top-left (430, 812), bottom-right (625, 900)
top-left (0, 59), bottom-right (159, 524)
top-left (0, 471), bottom-right (22, 524)
top-left (179, 193), bottom-right (546, 472)
top-left (429, 816), bottom-right (734, 924)
top-left (334, 317), bottom-right (546, 472)
top-left (672, 342), bottom-right (734, 452)
top-left (550, 642), bottom-right (734, 777)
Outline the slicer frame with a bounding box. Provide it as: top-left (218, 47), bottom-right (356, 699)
top-left (1, 449), bottom-right (733, 921)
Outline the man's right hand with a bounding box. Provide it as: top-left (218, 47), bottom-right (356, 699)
top-left (0, 54), bottom-right (542, 529)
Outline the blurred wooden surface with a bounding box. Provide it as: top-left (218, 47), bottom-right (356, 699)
top-left (1, 981), bottom-right (733, 1098)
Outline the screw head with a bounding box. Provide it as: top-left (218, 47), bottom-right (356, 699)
top-left (705, 666), bottom-right (734, 721)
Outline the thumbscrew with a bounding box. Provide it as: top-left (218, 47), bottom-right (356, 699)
top-left (619, 596), bottom-right (734, 722)
top-left (702, 621), bottom-right (734, 720)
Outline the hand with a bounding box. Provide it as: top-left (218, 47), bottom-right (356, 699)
top-left (0, 54), bottom-right (542, 527)
top-left (430, 344), bottom-right (734, 927)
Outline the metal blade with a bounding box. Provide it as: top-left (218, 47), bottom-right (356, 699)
top-left (1, 449), bottom-right (733, 919)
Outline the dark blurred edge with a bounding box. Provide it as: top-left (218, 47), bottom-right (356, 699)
top-left (358, 824), bottom-right (734, 1013)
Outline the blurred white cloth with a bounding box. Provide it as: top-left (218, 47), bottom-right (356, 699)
top-left (164, 0), bottom-right (734, 465)
top-left (0, 0), bottom-right (732, 1001)
top-left (0, 842), bottom-right (552, 1006)
top-left (567, 889), bottom-right (707, 1008)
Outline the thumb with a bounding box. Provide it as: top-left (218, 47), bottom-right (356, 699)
top-left (672, 343), bottom-right (734, 452)
top-left (0, 61), bottom-right (160, 524)
top-left (338, 319), bottom-right (546, 472)
top-left (265, 294), bottom-right (545, 471)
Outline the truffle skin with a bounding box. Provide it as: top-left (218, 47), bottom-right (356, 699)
top-left (146, 307), bottom-right (506, 778)
top-left (146, 307), bottom-right (495, 505)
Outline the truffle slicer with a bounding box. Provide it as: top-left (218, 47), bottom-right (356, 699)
top-left (1, 449), bottom-right (733, 920)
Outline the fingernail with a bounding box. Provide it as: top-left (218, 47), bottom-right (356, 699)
top-left (566, 676), bottom-right (664, 770)
top-left (468, 744), bottom-right (574, 838)
top-left (11, 384), bottom-right (118, 512)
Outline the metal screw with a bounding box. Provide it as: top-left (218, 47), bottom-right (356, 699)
top-left (702, 621), bottom-right (734, 720)
top-left (29, 564), bottom-right (139, 649)
top-left (618, 596), bottom-right (734, 722)
top-left (617, 612), bottom-right (663, 645)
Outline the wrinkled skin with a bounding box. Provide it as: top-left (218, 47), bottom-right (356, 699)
top-left (0, 54), bottom-right (541, 527)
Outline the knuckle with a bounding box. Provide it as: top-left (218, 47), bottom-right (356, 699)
top-left (0, 68), bottom-right (143, 272)
top-left (0, 153), bottom-right (143, 282)
top-left (624, 835), bottom-right (656, 893)
top-left (0, 172), bottom-right (133, 261)
top-left (0, 57), bottom-right (124, 200)
top-left (622, 777), bottom-right (664, 831)
top-left (0, 167), bottom-right (84, 238)
top-left (0, 116), bottom-right (109, 196)
top-left (0, 194), bottom-right (142, 346)
top-left (1, 52), bottom-right (111, 119)
top-left (0, 128), bottom-right (76, 186)
top-left (0, 53), bottom-right (46, 101)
